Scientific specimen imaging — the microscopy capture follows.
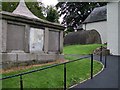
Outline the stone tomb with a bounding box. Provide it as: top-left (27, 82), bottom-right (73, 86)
top-left (0, 2), bottom-right (64, 69)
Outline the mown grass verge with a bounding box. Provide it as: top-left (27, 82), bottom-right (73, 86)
top-left (2, 44), bottom-right (103, 88)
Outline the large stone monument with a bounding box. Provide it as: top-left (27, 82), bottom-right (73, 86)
top-left (0, 0), bottom-right (65, 69)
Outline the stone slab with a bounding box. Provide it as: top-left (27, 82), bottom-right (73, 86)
top-left (37, 54), bottom-right (57, 62)
top-left (18, 53), bottom-right (36, 61)
top-left (1, 53), bottom-right (17, 62)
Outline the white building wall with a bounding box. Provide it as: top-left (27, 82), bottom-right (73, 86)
top-left (107, 2), bottom-right (120, 55)
top-left (0, 20), bottom-right (2, 52)
top-left (83, 21), bottom-right (107, 44)
top-left (119, 2), bottom-right (120, 55)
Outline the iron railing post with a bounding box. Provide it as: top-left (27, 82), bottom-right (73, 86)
top-left (104, 54), bottom-right (107, 68)
top-left (64, 63), bottom-right (66, 90)
top-left (100, 46), bottom-right (102, 61)
top-left (91, 54), bottom-right (93, 79)
top-left (20, 75), bottom-right (23, 90)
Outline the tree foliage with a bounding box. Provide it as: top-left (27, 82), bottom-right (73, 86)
top-left (56, 2), bottom-right (107, 32)
top-left (2, 0), bottom-right (45, 19)
top-left (1, 0), bottom-right (59, 23)
top-left (25, 1), bottom-right (45, 19)
top-left (2, 1), bottom-right (19, 12)
top-left (46, 6), bottom-right (59, 23)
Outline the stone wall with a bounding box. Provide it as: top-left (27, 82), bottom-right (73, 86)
top-left (64, 29), bottom-right (102, 45)
top-left (1, 53), bottom-right (64, 69)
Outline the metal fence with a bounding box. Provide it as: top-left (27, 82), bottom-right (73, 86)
top-left (0, 46), bottom-right (107, 90)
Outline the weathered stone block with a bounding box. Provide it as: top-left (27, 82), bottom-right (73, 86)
top-left (2, 53), bottom-right (17, 62)
top-left (37, 54), bottom-right (47, 61)
top-left (93, 46), bottom-right (110, 55)
top-left (58, 54), bottom-right (64, 60)
top-left (46, 54), bottom-right (57, 61)
top-left (18, 53), bottom-right (36, 61)
top-left (2, 61), bottom-right (16, 69)
top-left (37, 54), bottom-right (56, 62)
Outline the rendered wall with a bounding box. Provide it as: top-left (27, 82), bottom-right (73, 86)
top-left (0, 19), bottom-right (1, 89)
top-left (0, 20), bottom-right (2, 53)
top-left (83, 21), bottom-right (107, 44)
top-left (107, 2), bottom-right (120, 55)
top-left (119, 2), bottom-right (120, 55)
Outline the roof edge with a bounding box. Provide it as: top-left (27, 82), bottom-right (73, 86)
top-left (82, 19), bottom-right (107, 24)
top-left (0, 11), bottom-right (65, 30)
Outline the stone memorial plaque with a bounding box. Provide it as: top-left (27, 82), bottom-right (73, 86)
top-left (30, 28), bottom-right (44, 52)
top-left (7, 24), bottom-right (25, 52)
top-left (48, 30), bottom-right (60, 52)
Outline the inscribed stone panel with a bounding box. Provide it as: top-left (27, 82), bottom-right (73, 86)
top-left (7, 24), bottom-right (25, 52)
top-left (30, 28), bottom-right (44, 52)
top-left (48, 30), bottom-right (60, 52)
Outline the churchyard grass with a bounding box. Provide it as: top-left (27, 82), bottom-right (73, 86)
top-left (64, 44), bottom-right (104, 55)
top-left (2, 44), bottom-right (103, 88)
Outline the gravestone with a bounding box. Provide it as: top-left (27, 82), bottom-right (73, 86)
top-left (0, 0), bottom-right (65, 69)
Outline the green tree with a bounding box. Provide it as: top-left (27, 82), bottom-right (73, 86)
top-left (25, 0), bottom-right (45, 19)
top-left (45, 6), bottom-right (59, 23)
top-left (2, 0), bottom-right (45, 19)
top-left (2, 1), bottom-right (19, 12)
top-left (56, 2), bottom-right (107, 32)
top-left (1, 0), bottom-right (59, 23)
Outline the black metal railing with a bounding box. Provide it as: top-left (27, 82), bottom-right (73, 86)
top-left (91, 54), bottom-right (93, 79)
top-left (0, 46), bottom-right (108, 90)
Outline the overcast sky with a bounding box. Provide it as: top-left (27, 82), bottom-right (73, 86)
top-left (38, 0), bottom-right (63, 23)
top-left (38, 0), bottom-right (58, 6)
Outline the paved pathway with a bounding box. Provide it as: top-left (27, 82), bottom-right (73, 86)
top-left (70, 55), bottom-right (119, 89)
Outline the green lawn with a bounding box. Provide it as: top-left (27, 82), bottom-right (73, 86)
top-left (2, 44), bottom-right (103, 88)
top-left (64, 44), bottom-right (104, 55)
